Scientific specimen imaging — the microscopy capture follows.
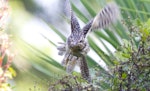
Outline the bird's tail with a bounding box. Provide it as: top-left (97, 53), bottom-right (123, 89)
top-left (79, 55), bottom-right (91, 83)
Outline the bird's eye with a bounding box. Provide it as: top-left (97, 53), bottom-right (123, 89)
top-left (79, 40), bottom-right (83, 42)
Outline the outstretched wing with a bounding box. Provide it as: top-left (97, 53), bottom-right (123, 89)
top-left (65, 0), bottom-right (80, 35)
top-left (82, 2), bottom-right (120, 37)
top-left (71, 12), bottom-right (81, 36)
top-left (92, 2), bottom-right (120, 29)
top-left (82, 20), bottom-right (93, 38)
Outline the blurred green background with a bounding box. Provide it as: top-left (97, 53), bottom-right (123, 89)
top-left (6, 0), bottom-right (150, 91)
top-left (9, 0), bottom-right (65, 91)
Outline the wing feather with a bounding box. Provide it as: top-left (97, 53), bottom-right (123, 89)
top-left (82, 2), bottom-right (120, 36)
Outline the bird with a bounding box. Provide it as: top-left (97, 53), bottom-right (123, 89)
top-left (57, 0), bottom-right (120, 82)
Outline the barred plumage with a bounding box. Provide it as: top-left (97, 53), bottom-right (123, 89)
top-left (82, 2), bottom-right (120, 37)
top-left (82, 20), bottom-right (93, 38)
top-left (91, 2), bottom-right (120, 30)
top-left (57, 0), bottom-right (120, 83)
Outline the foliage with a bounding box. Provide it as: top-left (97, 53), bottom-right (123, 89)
top-left (0, 1), bottom-right (16, 91)
top-left (112, 18), bottom-right (150, 90)
top-left (47, 18), bottom-right (150, 91)
top-left (7, 0), bottom-right (150, 90)
top-left (0, 33), bottom-right (16, 91)
top-left (48, 73), bottom-right (94, 91)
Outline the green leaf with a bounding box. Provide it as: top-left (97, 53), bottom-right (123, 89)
top-left (122, 53), bottom-right (131, 58)
top-left (80, 0), bottom-right (97, 17)
top-left (8, 67), bottom-right (16, 77)
top-left (72, 3), bottom-right (89, 23)
top-left (122, 72), bottom-right (127, 79)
